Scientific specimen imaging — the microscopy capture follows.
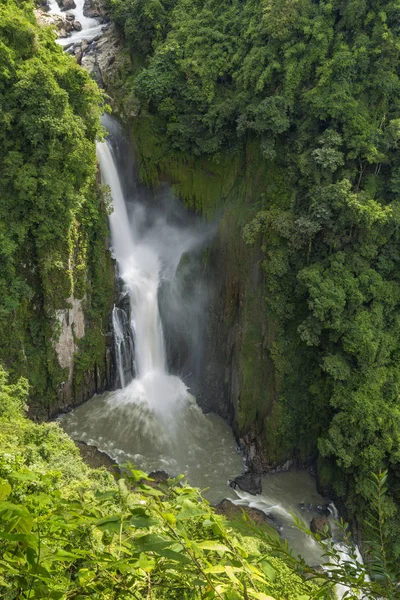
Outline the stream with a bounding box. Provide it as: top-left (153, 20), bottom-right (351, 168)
top-left (50, 0), bottom-right (357, 579)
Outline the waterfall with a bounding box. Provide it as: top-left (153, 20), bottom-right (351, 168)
top-left (97, 141), bottom-right (167, 383)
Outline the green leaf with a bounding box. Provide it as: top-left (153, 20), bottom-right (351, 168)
top-left (96, 515), bottom-right (122, 533)
top-left (156, 548), bottom-right (192, 564)
top-left (0, 532), bottom-right (36, 545)
top-left (95, 490), bottom-right (117, 500)
top-left (17, 516), bottom-right (33, 534)
top-left (134, 534), bottom-right (174, 552)
top-left (260, 560), bottom-right (276, 581)
top-left (196, 541), bottom-right (232, 553)
top-left (51, 549), bottom-right (86, 560)
top-left (10, 471), bottom-right (38, 481)
top-left (205, 565), bottom-right (241, 574)
top-left (130, 517), bottom-right (158, 528)
top-left (0, 482), bottom-right (11, 501)
top-left (248, 591), bottom-right (277, 600)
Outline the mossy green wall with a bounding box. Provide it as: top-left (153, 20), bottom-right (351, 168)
top-left (1, 183), bottom-right (115, 419)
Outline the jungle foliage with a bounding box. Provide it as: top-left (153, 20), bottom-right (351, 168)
top-left (107, 0), bottom-right (400, 562)
top-left (1, 364), bottom-right (399, 599)
top-left (0, 0), bottom-right (112, 411)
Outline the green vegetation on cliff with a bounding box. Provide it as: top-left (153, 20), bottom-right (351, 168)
top-left (0, 0), bottom-right (114, 414)
top-left (107, 0), bottom-right (400, 562)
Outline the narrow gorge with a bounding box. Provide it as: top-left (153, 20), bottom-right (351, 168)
top-left (0, 0), bottom-right (400, 597)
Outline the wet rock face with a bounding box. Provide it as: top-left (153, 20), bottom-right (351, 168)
top-left (54, 297), bottom-right (85, 375)
top-left (229, 472), bottom-right (262, 496)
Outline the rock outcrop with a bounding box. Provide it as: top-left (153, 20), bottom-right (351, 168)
top-left (34, 8), bottom-right (76, 36)
top-left (229, 473), bottom-right (262, 496)
top-left (54, 297), bottom-right (85, 377)
top-left (75, 441), bottom-right (120, 475)
top-left (59, 0), bottom-right (76, 10)
top-left (310, 516), bottom-right (332, 538)
top-left (83, 0), bottom-right (105, 19)
top-left (214, 499), bottom-right (280, 534)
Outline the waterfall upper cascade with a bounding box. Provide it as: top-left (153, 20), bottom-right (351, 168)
top-left (48, 0), bottom-right (103, 46)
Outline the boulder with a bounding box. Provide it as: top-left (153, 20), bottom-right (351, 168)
top-left (214, 499), bottom-right (280, 535)
top-left (229, 472), bottom-right (262, 496)
top-left (316, 503), bottom-right (331, 517)
top-left (310, 516), bottom-right (332, 538)
top-left (83, 0), bottom-right (102, 18)
top-left (74, 47), bottom-right (83, 64)
top-left (73, 20), bottom-right (82, 31)
top-left (148, 470), bottom-right (170, 484)
top-left (60, 0), bottom-right (76, 11)
top-left (214, 499), bottom-right (266, 526)
top-left (136, 470), bottom-right (171, 490)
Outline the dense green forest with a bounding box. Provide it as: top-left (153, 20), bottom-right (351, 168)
top-left (106, 0), bottom-right (400, 563)
top-left (0, 0), bottom-right (114, 413)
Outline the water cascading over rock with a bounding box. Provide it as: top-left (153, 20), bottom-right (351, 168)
top-left (97, 139), bottom-right (185, 397)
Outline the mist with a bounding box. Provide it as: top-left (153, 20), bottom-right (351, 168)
top-left (102, 114), bottom-right (217, 393)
